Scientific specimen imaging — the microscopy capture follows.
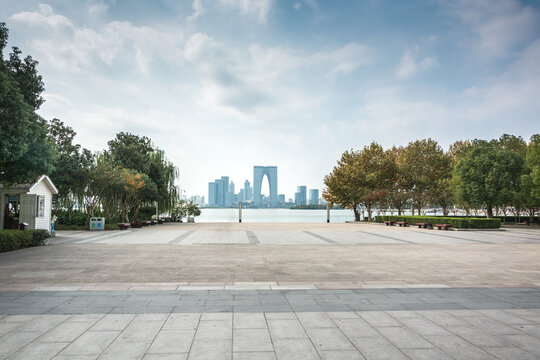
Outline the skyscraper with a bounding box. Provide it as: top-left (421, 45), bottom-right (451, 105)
top-left (309, 189), bottom-right (319, 205)
top-left (244, 180), bottom-right (252, 201)
top-left (295, 186), bottom-right (307, 206)
top-left (208, 182), bottom-right (217, 206)
top-left (253, 166), bottom-right (278, 208)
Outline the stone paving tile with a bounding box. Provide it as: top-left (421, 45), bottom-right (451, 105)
top-left (297, 312), bottom-right (335, 328)
top-left (201, 313), bottom-right (232, 321)
top-left (392, 316), bottom-right (451, 336)
top-left (233, 352), bottom-right (277, 360)
top-left (425, 334), bottom-right (495, 360)
top-left (195, 320), bottom-right (232, 339)
top-left (272, 338), bottom-right (320, 360)
top-left (233, 313), bottom-right (267, 329)
top-left (0, 331), bottom-right (43, 357)
top-left (233, 328), bottom-right (273, 352)
top-left (8, 342), bottom-right (69, 360)
top-left (147, 329), bottom-right (196, 354)
top-left (319, 350), bottom-right (365, 360)
top-left (446, 324), bottom-right (508, 347)
top-left (188, 338), bottom-right (231, 360)
top-left (357, 311), bottom-right (400, 327)
top-left (333, 318), bottom-right (378, 338)
top-left (163, 313), bottom-right (200, 330)
top-left (117, 318), bottom-right (164, 342)
top-left (15, 314), bottom-right (69, 332)
top-left (483, 346), bottom-right (539, 360)
top-left (400, 348), bottom-right (453, 360)
top-left (306, 327), bottom-right (356, 351)
top-left (417, 310), bottom-right (466, 326)
top-left (90, 314), bottom-right (136, 331)
top-left (268, 319), bottom-right (308, 339)
top-left (98, 339), bottom-right (152, 360)
top-left (500, 334), bottom-right (540, 356)
top-left (476, 309), bottom-right (532, 324)
top-left (376, 326), bottom-right (433, 349)
top-left (53, 355), bottom-right (98, 360)
top-left (349, 335), bottom-right (408, 360)
top-left (60, 330), bottom-right (120, 356)
top-left (144, 354), bottom-right (188, 359)
top-left (37, 320), bottom-right (97, 343)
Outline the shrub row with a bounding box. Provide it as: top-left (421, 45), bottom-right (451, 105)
top-left (375, 215), bottom-right (501, 229)
top-left (0, 230), bottom-right (50, 253)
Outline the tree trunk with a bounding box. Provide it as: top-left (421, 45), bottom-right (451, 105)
top-left (353, 205), bottom-right (360, 222)
top-left (486, 206), bottom-right (493, 218)
top-left (397, 206), bottom-right (402, 216)
top-left (442, 205), bottom-right (448, 216)
top-left (366, 203), bottom-right (372, 221)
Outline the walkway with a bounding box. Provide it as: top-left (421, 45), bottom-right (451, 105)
top-left (0, 223), bottom-right (539, 359)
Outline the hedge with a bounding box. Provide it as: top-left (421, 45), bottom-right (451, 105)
top-left (0, 230), bottom-right (50, 253)
top-left (374, 215), bottom-right (501, 229)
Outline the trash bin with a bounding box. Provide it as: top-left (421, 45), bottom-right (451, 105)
top-left (19, 222), bottom-right (29, 230)
top-left (89, 217), bottom-right (105, 231)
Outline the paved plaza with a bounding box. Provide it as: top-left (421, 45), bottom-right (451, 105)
top-left (0, 223), bottom-right (539, 359)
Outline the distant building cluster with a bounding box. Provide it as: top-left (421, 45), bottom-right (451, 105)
top-left (200, 166), bottom-right (324, 208)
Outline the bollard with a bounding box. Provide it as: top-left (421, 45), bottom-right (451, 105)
top-left (327, 205), bottom-right (330, 223)
top-left (239, 202), bottom-right (242, 223)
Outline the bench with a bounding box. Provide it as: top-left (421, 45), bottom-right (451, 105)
top-left (384, 221), bottom-right (395, 226)
top-left (130, 222), bottom-right (142, 228)
top-left (396, 221), bottom-right (408, 227)
top-left (141, 221), bottom-right (151, 226)
top-left (415, 223), bottom-right (427, 228)
top-left (434, 224), bottom-right (451, 230)
top-left (117, 223), bottom-right (130, 230)
top-left (157, 219), bottom-right (164, 224)
top-left (150, 220), bottom-right (157, 225)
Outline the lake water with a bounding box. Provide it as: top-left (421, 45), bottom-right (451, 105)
top-left (197, 208), bottom-right (356, 223)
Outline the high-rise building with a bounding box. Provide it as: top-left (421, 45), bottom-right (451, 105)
top-left (278, 194), bottom-right (285, 204)
top-left (208, 182), bottom-right (218, 206)
top-left (309, 189), bottom-right (319, 205)
top-left (253, 166), bottom-right (278, 208)
top-left (244, 180), bottom-right (252, 201)
top-left (239, 189), bottom-right (245, 202)
top-left (220, 176), bottom-right (229, 207)
top-left (295, 186), bottom-right (307, 206)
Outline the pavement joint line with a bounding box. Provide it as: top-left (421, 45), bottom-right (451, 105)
top-left (413, 230), bottom-right (492, 244)
top-left (354, 230), bottom-right (416, 244)
top-left (479, 230), bottom-right (540, 241)
top-left (53, 231), bottom-right (114, 244)
top-left (79, 230), bottom-right (134, 244)
top-left (169, 231), bottom-right (195, 244)
top-left (246, 231), bottom-right (260, 244)
top-left (303, 231), bottom-right (339, 244)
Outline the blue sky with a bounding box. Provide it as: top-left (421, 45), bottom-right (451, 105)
top-left (2, 0), bottom-right (539, 199)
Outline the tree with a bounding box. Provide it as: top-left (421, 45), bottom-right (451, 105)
top-left (323, 143), bottom-right (395, 221)
top-left (398, 139), bottom-right (448, 215)
top-left (0, 23), bottom-right (54, 184)
top-left (48, 118), bottom-right (93, 217)
top-left (454, 140), bottom-right (523, 218)
top-left (323, 150), bottom-right (365, 221)
top-left (387, 146), bottom-right (410, 215)
top-left (519, 134), bottom-right (540, 218)
top-left (355, 143), bottom-right (396, 220)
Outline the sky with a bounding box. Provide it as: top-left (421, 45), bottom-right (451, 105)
top-left (1, 0), bottom-right (540, 200)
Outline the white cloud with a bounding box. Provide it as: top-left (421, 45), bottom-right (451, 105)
top-left (396, 49), bottom-right (436, 79)
top-left (10, 4), bottom-right (184, 73)
top-left (219, 0), bottom-right (273, 23)
top-left (188, 0), bottom-right (205, 22)
top-left (86, 0), bottom-right (108, 15)
top-left (448, 0), bottom-right (540, 56)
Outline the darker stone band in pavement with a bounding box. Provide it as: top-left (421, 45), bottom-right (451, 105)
top-left (1, 287), bottom-right (538, 315)
top-left (304, 231), bottom-right (339, 244)
top-left (169, 231), bottom-right (194, 244)
top-left (246, 231), bottom-right (259, 244)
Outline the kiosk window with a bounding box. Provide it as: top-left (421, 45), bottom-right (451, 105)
top-left (37, 196), bottom-right (45, 217)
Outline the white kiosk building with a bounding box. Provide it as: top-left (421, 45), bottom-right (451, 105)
top-left (0, 175), bottom-right (58, 232)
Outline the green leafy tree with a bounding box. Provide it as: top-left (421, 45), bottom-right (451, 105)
top-left (519, 134), bottom-right (540, 218)
top-left (323, 150), bottom-right (364, 221)
top-left (48, 118), bottom-right (93, 217)
top-left (454, 140), bottom-right (523, 218)
top-left (0, 23), bottom-right (54, 184)
top-left (398, 138), bottom-right (447, 215)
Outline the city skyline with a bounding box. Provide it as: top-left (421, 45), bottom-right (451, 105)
top-left (205, 165), bottom-right (322, 207)
top-left (1, 1), bottom-right (539, 197)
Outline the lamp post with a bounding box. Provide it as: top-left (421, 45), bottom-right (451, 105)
top-left (239, 202), bottom-right (242, 223)
top-left (327, 204), bottom-right (330, 223)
